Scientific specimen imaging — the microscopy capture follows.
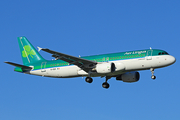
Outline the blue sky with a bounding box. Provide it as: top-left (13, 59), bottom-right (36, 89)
top-left (1, 0), bottom-right (180, 120)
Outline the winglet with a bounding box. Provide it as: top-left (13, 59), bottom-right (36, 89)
top-left (37, 46), bottom-right (42, 52)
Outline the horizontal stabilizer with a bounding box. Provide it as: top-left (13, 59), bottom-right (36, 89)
top-left (4, 61), bottom-right (32, 70)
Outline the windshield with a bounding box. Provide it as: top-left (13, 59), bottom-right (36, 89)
top-left (158, 52), bottom-right (169, 55)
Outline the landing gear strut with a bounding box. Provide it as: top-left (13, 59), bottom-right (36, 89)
top-left (85, 77), bottom-right (93, 83)
top-left (150, 68), bottom-right (156, 80)
top-left (102, 76), bottom-right (111, 89)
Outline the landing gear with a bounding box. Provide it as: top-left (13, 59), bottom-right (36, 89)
top-left (85, 77), bottom-right (93, 83)
top-left (85, 76), bottom-right (111, 89)
top-left (102, 82), bottom-right (109, 89)
top-left (102, 76), bottom-right (111, 89)
top-left (150, 68), bottom-right (156, 80)
top-left (151, 75), bottom-right (156, 79)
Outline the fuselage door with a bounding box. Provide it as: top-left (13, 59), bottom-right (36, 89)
top-left (146, 50), bottom-right (153, 60)
top-left (41, 62), bottom-right (47, 72)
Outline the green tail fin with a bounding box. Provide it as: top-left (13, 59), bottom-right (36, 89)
top-left (18, 37), bottom-right (45, 65)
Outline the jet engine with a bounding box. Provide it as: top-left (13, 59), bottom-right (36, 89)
top-left (116, 71), bottom-right (140, 82)
top-left (114, 62), bottom-right (125, 71)
top-left (96, 63), bottom-right (115, 74)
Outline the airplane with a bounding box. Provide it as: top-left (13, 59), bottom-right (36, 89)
top-left (5, 37), bottom-right (176, 89)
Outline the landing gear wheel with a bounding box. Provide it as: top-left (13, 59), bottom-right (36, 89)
top-left (85, 77), bottom-right (93, 83)
top-left (102, 82), bottom-right (110, 89)
top-left (151, 75), bottom-right (156, 80)
top-left (150, 68), bottom-right (156, 80)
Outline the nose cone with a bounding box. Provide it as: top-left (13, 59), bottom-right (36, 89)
top-left (168, 55), bottom-right (176, 65)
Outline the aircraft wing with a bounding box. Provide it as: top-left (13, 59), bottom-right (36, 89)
top-left (40, 48), bottom-right (97, 72)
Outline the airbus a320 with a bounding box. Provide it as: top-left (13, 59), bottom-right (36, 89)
top-left (5, 37), bottom-right (176, 89)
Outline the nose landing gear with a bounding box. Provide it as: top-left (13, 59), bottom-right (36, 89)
top-left (151, 75), bottom-right (156, 79)
top-left (150, 68), bottom-right (156, 80)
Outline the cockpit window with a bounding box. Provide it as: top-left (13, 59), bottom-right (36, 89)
top-left (158, 52), bottom-right (169, 55)
top-left (165, 52), bottom-right (169, 55)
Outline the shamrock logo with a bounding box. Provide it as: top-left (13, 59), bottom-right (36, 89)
top-left (22, 45), bottom-right (36, 58)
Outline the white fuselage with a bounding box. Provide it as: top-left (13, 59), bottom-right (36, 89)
top-left (29, 55), bottom-right (176, 78)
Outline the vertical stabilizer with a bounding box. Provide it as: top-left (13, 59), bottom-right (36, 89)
top-left (18, 37), bottom-right (45, 65)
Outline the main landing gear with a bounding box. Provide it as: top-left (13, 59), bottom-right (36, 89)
top-left (150, 68), bottom-right (156, 80)
top-left (102, 76), bottom-right (111, 89)
top-left (85, 77), bottom-right (93, 83)
top-left (85, 76), bottom-right (111, 89)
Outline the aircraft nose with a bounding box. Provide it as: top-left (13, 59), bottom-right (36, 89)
top-left (168, 55), bottom-right (176, 65)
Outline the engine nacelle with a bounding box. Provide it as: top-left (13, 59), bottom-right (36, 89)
top-left (96, 62), bottom-right (115, 74)
top-left (116, 71), bottom-right (140, 83)
top-left (114, 62), bottom-right (125, 71)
